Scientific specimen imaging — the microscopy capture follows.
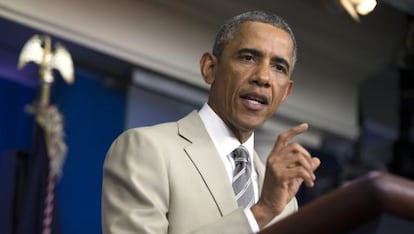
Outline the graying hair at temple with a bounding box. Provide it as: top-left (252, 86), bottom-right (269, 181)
top-left (212, 10), bottom-right (298, 69)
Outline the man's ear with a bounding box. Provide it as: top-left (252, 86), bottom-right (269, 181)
top-left (281, 80), bottom-right (294, 103)
top-left (200, 52), bottom-right (216, 85)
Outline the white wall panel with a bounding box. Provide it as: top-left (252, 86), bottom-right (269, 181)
top-left (1, 0), bottom-right (395, 140)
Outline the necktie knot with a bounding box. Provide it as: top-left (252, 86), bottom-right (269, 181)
top-left (232, 146), bottom-right (249, 165)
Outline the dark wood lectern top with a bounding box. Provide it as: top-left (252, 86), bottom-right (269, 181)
top-left (259, 171), bottom-right (414, 234)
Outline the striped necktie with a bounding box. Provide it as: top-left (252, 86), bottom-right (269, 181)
top-left (231, 146), bottom-right (254, 208)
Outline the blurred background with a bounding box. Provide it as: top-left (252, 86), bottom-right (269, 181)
top-left (0, 0), bottom-right (413, 233)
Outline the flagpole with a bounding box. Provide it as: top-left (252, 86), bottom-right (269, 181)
top-left (38, 36), bottom-right (52, 107)
top-left (17, 34), bottom-right (74, 234)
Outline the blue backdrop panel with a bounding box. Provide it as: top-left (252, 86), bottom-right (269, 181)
top-left (0, 77), bottom-right (35, 155)
top-left (53, 69), bottom-right (125, 234)
top-left (0, 77), bottom-right (35, 234)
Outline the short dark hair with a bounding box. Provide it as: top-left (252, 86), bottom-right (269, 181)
top-left (212, 10), bottom-right (297, 68)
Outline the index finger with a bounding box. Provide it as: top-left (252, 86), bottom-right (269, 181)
top-left (274, 123), bottom-right (308, 151)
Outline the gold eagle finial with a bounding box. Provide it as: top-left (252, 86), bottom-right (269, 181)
top-left (18, 34), bottom-right (74, 105)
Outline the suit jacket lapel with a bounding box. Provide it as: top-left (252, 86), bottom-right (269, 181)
top-left (178, 111), bottom-right (238, 216)
top-left (253, 152), bottom-right (265, 194)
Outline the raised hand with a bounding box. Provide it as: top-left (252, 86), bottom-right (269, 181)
top-left (251, 123), bottom-right (320, 228)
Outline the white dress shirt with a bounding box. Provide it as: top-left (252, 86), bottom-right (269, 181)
top-left (199, 103), bottom-right (260, 233)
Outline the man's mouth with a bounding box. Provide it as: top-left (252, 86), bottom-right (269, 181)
top-left (240, 93), bottom-right (269, 105)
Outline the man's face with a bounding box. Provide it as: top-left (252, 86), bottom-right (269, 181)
top-left (202, 21), bottom-right (294, 141)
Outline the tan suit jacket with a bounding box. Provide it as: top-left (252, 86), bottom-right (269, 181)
top-left (102, 111), bottom-right (297, 234)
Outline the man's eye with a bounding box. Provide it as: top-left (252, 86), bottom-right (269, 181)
top-left (241, 54), bottom-right (254, 61)
top-left (274, 64), bottom-right (287, 73)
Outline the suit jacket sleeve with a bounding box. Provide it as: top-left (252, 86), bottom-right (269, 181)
top-left (102, 127), bottom-right (170, 234)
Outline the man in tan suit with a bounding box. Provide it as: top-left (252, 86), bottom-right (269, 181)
top-left (102, 10), bottom-right (320, 234)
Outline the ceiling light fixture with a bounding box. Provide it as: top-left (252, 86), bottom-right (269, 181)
top-left (339, 0), bottom-right (377, 22)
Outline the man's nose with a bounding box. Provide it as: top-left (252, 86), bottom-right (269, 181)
top-left (252, 63), bottom-right (270, 88)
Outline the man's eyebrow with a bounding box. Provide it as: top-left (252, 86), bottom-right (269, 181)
top-left (236, 48), bottom-right (263, 57)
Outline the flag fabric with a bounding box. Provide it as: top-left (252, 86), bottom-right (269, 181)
top-left (10, 104), bottom-right (67, 234)
top-left (14, 122), bottom-right (62, 234)
top-left (0, 150), bottom-right (31, 234)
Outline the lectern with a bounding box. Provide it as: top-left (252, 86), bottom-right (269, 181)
top-left (260, 171), bottom-right (414, 234)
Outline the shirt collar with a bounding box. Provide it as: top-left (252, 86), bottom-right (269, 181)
top-left (199, 103), bottom-right (254, 157)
